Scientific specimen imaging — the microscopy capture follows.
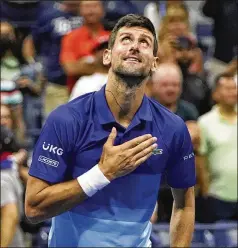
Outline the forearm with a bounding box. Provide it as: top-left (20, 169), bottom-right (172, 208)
top-left (1, 220), bottom-right (17, 247)
top-left (195, 155), bottom-right (209, 196)
top-left (170, 203), bottom-right (195, 247)
top-left (62, 59), bottom-right (97, 77)
top-left (26, 179), bottom-right (87, 223)
top-left (1, 206), bottom-right (18, 247)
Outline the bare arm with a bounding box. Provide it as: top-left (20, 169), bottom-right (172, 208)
top-left (25, 176), bottom-right (87, 224)
top-left (195, 155), bottom-right (209, 197)
top-left (61, 57), bottom-right (97, 77)
top-left (22, 36), bottom-right (36, 63)
top-left (170, 187), bottom-right (195, 247)
top-left (1, 203), bottom-right (19, 247)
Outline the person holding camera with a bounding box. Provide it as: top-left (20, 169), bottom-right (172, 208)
top-left (158, 10), bottom-right (211, 115)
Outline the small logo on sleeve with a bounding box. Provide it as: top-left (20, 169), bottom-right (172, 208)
top-left (38, 156), bottom-right (59, 167)
top-left (183, 152), bottom-right (195, 161)
top-left (42, 142), bottom-right (63, 156)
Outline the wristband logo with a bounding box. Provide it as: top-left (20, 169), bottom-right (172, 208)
top-left (42, 142), bottom-right (64, 156)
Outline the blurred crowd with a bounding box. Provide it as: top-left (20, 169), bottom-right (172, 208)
top-left (0, 0), bottom-right (237, 247)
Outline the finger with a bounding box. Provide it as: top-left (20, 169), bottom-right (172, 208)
top-left (105, 127), bottom-right (117, 147)
top-left (131, 143), bottom-right (158, 162)
top-left (128, 137), bottom-right (157, 156)
top-left (134, 152), bottom-right (153, 167)
top-left (120, 134), bottom-right (153, 150)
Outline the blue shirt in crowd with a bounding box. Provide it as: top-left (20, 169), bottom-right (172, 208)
top-left (31, 2), bottom-right (83, 85)
top-left (29, 85), bottom-right (196, 247)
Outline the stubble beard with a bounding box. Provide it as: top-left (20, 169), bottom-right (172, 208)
top-left (114, 63), bottom-right (150, 89)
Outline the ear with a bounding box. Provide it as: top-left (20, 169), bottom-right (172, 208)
top-left (151, 56), bottom-right (159, 73)
top-left (103, 49), bottom-right (112, 66)
top-left (212, 90), bottom-right (219, 103)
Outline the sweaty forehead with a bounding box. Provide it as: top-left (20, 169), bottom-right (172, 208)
top-left (117, 26), bottom-right (153, 39)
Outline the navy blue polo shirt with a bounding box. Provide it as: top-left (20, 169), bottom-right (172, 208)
top-left (31, 2), bottom-right (83, 84)
top-left (29, 85), bottom-right (195, 247)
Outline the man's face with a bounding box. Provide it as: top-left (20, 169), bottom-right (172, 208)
top-left (152, 70), bottom-right (181, 105)
top-left (0, 22), bottom-right (16, 41)
top-left (0, 105), bottom-right (13, 130)
top-left (215, 78), bottom-right (237, 107)
top-left (104, 26), bottom-right (156, 84)
top-left (79, 1), bottom-right (104, 25)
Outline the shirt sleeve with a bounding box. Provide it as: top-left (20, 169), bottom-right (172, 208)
top-left (28, 105), bottom-right (76, 184)
top-left (166, 119), bottom-right (196, 188)
top-left (60, 32), bottom-right (78, 63)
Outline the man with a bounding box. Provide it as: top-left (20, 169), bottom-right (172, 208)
top-left (147, 62), bottom-right (199, 122)
top-left (23, 0), bottom-right (83, 116)
top-left (0, 105), bottom-right (27, 247)
top-left (60, 0), bottom-right (110, 92)
top-left (159, 33), bottom-right (211, 115)
top-left (197, 73), bottom-right (237, 222)
top-left (69, 39), bottom-right (109, 101)
top-left (25, 14), bottom-right (195, 247)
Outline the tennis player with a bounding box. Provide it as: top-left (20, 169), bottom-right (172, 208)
top-left (25, 14), bottom-right (195, 247)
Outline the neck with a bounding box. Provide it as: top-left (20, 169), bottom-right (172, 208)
top-left (96, 65), bottom-right (109, 74)
top-left (164, 102), bottom-right (177, 113)
top-left (105, 71), bottom-right (147, 127)
top-left (218, 104), bottom-right (237, 117)
top-left (86, 23), bottom-right (102, 35)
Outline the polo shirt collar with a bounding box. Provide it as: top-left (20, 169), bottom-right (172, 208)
top-left (94, 85), bottom-right (153, 125)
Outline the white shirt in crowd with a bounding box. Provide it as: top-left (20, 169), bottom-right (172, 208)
top-left (69, 73), bottom-right (108, 101)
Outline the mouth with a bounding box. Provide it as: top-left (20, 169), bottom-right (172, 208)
top-left (123, 56), bottom-right (141, 63)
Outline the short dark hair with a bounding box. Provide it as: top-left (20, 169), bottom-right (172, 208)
top-left (213, 72), bottom-right (235, 91)
top-left (108, 14), bottom-right (158, 56)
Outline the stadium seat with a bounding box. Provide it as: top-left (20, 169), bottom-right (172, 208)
top-left (152, 221), bottom-right (237, 248)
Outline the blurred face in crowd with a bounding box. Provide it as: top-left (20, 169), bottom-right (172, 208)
top-left (0, 105), bottom-right (13, 130)
top-left (214, 77), bottom-right (237, 107)
top-left (79, 0), bottom-right (104, 25)
top-left (0, 22), bottom-right (17, 57)
top-left (151, 64), bottom-right (182, 105)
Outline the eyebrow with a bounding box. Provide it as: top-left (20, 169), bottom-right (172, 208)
top-left (119, 32), bottom-right (153, 43)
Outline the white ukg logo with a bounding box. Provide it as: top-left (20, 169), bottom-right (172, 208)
top-left (42, 142), bottom-right (64, 156)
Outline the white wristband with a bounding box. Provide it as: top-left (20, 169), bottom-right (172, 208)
top-left (77, 164), bottom-right (110, 197)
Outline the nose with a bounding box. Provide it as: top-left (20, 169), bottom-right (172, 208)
top-left (129, 40), bottom-right (140, 52)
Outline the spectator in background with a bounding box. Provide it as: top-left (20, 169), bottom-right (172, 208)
top-left (147, 62), bottom-right (199, 122)
top-left (0, 103), bottom-right (29, 247)
top-left (60, 0), bottom-right (110, 93)
top-left (202, 0), bottom-right (238, 88)
top-left (23, 0), bottom-right (83, 117)
top-left (202, 0), bottom-right (237, 65)
top-left (70, 38), bottom-right (109, 101)
top-left (158, 19), bottom-right (211, 115)
top-left (0, 21), bottom-right (26, 143)
top-left (158, 4), bottom-right (203, 75)
top-left (1, 157), bottom-right (25, 247)
top-left (147, 63), bottom-right (200, 222)
top-left (144, 0), bottom-right (211, 38)
top-left (0, 104), bottom-right (28, 183)
top-left (197, 73), bottom-right (237, 223)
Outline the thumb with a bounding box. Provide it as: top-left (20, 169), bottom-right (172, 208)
top-left (106, 127), bottom-right (117, 146)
